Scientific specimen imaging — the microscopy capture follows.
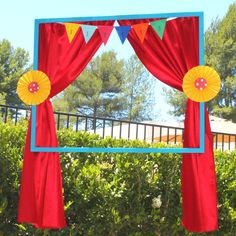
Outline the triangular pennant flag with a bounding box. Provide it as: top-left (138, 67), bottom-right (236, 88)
top-left (98, 26), bottom-right (113, 45)
top-left (64, 23), bottom-right (80, 43)
top-left (81, 25), bottom-right (97, 43)
top-left (150, 19), bottom-right (167, 40)
top-left (132, 23), bottom-right (149, 43)
top-left (115, 26), bottom-right (131, 44)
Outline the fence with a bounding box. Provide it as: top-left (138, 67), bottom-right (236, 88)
top-left (1, 104), bottom-right (235, 151)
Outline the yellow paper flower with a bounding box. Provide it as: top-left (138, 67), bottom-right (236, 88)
top-left (182, 66), bottom-right (221, 102)
top-left (17, 70), bottom-right (51, 105)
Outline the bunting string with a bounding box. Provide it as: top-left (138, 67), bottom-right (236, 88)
top-left (64, 18), bottom-right (171, 44)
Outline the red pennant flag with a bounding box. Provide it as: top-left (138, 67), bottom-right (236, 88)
top-left (98, 26), bottom-right (113, 45)
top-left (132, 23), bottom-right (149, 43)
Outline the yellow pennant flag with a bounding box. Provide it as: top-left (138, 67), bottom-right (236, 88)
top-left (64, 23), bottom-right (80, 43)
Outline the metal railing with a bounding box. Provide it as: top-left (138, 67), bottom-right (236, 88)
top-left (0, 104), bottom-right (30, 124)
top-left (0, 104), bottom-right (235, 151)
top-left (212, 132), bottom-right (236, 151)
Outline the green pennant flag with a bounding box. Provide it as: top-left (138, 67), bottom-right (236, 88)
top-left (150, 19), bottom-right (167, 40)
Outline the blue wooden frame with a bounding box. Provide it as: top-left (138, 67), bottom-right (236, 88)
top-left (31, 12), bottom-right (205, 153)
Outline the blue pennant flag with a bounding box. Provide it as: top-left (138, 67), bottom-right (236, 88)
top-left (115, 26), bottom-right (131, 44)
top-left (81, 25), bottom-right (97, 43)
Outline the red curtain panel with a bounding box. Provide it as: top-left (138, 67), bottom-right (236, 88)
top-left (18, 16), bottom-right (218, 232)
top-left (118, 17), bottom-right (218, 232)
top-left (18, 20), bottom-right (114, 228)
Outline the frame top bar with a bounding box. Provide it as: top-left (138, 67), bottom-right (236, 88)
top-left (35, 12), bottom-right (203, 24)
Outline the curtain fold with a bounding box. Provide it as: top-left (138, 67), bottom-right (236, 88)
top-left (18, 20), bottom-right (114, 228)
top-left (118, 17), bottom-right (218, 232)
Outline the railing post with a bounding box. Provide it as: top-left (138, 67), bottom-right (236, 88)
top-left (215, 133), bottom-right (218, 149)
top-left (111, 120), bottom-right (114, 138)
top-left (174, 129), bottom-right (177, 144)
top-left (167, 128), bottom-right (170, 144)
top-left (152, 126), bottom-right (154, 143)
top-left (66, 115), bottom-right (70, 129)
top-left (136, 124), bottom-right (139, 140)
top-left (222, 134), bottom-right (224, 151)
top-left (15, 109), bottom-right (18, 125)
top-left (159, 127), bottom-right (162, 142)
top-left (85, 117), bottom-right (88, 131)
top-left (94, 118), bottom-right (97, 133)
top-left (128, 122), bottom-right (131, 140)
top-left (76, 116), bottom-right (79, 132)
top-left (102, 119), bottom-right (105, 139)
top-left (57, 113), bottom-right (60, 130)
top-left (119, 122), bottom-right (122, 139)
top-left (144, 125), bottom-right (146, 141)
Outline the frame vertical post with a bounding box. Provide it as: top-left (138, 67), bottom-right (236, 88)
top-left (199, 12), bottom-right (205, 153)
top-left (30, 20), bottom-right (40, 151)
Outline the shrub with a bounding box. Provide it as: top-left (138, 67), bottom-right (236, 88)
top-left (0, 122), bottom-right (235, 235)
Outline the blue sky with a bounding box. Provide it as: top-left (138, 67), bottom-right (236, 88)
top-left (0, 0), bottom-right (234, 60)
top-left (0, 0), bottom-right (234, 121)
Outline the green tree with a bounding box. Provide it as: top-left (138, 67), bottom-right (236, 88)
top-left (53, 51), bottom-right (156, 127)
top-left (205, 3), bottom-right (236, 122)
top-left (54, 51), bottom-right (126, 120)
top-left (123, 54), bottom-right (155, 121)
top-left (163, 3), bottom-right (236, 122)
top-left (162, 87), bottom-right (186, 119)
top-left (0, 39), bottom-right (30, 106)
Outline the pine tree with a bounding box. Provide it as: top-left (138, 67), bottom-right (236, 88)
top-left (53, 51), bottom-right (156, 128)
top-left (0, 39), bottom-right (30, 106)
top-left (163, 3), bottom-right (236, 122)
top-left (123, 54), bottom-right (155, 121)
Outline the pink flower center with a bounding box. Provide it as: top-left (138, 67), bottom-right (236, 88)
top-left (28, 82), bottom-right (40, 93)
top-left (194, 78), bottom-right (207, 91)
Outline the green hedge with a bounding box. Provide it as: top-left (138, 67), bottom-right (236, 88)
top-left (0, 122), bottom-right (235, 236)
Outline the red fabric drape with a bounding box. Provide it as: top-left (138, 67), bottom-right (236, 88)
top-left (18, 20), bottom-right (114, 228)
top-left (119, 17), bottom-right (218, 232)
